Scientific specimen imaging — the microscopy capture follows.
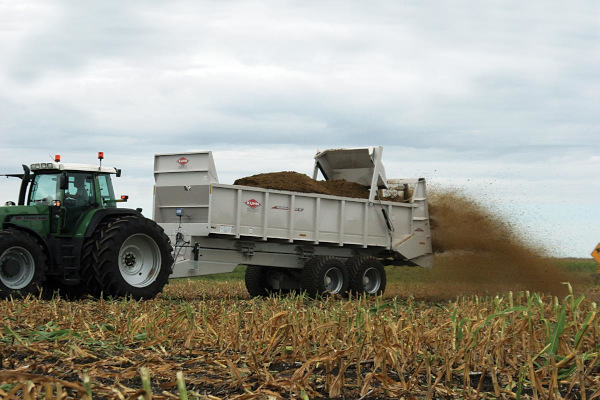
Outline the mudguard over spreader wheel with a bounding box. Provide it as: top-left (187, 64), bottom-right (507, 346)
top-left (0, 229), bottom-right (48, 298)
top-left (91, 216), bottom-right (173, 299)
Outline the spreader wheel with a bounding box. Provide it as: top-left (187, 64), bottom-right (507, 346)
top-left (245, 265), bottom-right (272, 297)
top-left (0, 229), bottom-right (48, 298)
top-left (301, 256), bottom-right (349, 297)
top-left (346, 255), bottom-right (386, 296)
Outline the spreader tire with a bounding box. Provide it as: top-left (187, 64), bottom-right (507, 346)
top-left (92, 216), bottom-right (173, 299)
top-left (245, 265), bottom-right (272, 297)
top-left (0, 229), bottom-right (48, 298)
top-left (346, 255), bottom-right (386, 296)
top-left (301, 256), bottom-right (349, 297)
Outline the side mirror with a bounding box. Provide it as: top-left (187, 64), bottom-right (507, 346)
top-left (59, 172), bottom-right (69, 190)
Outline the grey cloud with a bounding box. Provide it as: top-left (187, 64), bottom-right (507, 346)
top-left (8, 0), bottom-right (161, 82)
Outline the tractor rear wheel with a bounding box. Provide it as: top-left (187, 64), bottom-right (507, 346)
top-left (346, 256), bottom-right (386, 296)
top-left (91, 216), bottom-right (173, 299)
top-left (0, 229), bottom-right (48, 298)
top-left (80, 217), bottom-right (118, 297)
top-left (301, 256), bottom-right (349, 297)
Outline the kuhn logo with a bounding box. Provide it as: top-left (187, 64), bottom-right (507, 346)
top-left (244, 199), bottom-right (261, 208)
top-left (177, 157), bottom-right (189, 166)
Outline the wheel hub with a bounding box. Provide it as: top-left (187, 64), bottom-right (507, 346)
top-left (123, 253), bottom-right (137, 268)
top-left (1, 258), bottom-right (20, 277)
top-left (362, 267), bottom-right (381, 294)
top-left (120, 249), bottom-right (144, 276)
top-left (323, 267), bottom-right (344, 294)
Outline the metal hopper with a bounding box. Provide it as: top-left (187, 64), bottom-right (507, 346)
top-left (313, 146), bottom-right (388, 202)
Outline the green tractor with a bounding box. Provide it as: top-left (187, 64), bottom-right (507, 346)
top-left (0, 154), bottom-right (173, 299)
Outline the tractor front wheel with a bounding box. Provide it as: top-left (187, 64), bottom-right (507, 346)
top-left (0, 229), bottom-right (48, 298)
top-left (92, 216), bottom-right (173, 299)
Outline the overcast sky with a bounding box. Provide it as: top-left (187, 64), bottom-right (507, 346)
top-left (0, 0), bottom-right (598, 257)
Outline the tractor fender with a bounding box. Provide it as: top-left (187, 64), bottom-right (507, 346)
top-left (2, 223), bottom-right (54, 266)
top-left (83, 208), bottom-right (144, 239)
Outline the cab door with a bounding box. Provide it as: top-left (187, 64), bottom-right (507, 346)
top-left (61, 173), bottom-right (95, 235)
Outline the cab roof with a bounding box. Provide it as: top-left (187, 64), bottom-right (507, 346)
top-left (30, 162), bottom-right (119, 174)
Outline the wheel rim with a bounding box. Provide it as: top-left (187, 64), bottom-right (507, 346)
top-left (362, 267), bottom-right (381, 294)
top-left (118, 234), bottom-right (162, 288)
top-left (323, 267), bottom-right (344, 294)
top-left (0, 246), bottom-right (35, 290)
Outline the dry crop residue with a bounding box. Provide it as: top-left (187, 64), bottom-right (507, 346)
top-left (1, 283), bottom-right (599, 399)
top-left (236, 171), bottom-right (569, 296)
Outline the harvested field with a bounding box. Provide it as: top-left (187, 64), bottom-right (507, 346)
top-left (1, 277), bottom-right (599, 399)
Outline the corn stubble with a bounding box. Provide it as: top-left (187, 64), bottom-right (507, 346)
top-left (1, 280), bottom-right (599, 399)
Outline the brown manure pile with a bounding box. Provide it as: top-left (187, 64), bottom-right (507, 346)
top-left (234, 171), bottom-right (373, 199)
top-left (235, 172), bottom-right (569, 296)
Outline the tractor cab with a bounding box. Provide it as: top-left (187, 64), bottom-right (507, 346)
top-left (27, 161), bottom-right (122, 235)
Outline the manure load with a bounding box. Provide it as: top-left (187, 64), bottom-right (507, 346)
top-left (154, 147), bottom-right (433, 297)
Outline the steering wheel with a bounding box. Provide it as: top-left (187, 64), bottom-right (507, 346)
top-left (33, 196), bottom-right (53, 205)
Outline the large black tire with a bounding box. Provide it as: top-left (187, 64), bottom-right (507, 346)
top-left (301, 256), bottom-right (349, 298)
top-left (245, 265), bottom-right (271, 297)
top-left (44, 219), bottom-right (116, 300)
top-left (346, 255), bottom-right (386, 296)
top-left (0, 229), bottom-right (48, 298)
top-left (80, 217), bottom-right (119, 297)
top-left (91, 216), bottom-right (174, 299)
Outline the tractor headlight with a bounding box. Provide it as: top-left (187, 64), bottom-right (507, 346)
top-left (31, 163), bottom-right (40, 170)
top-left (41, 163), bottom-right (47, 168)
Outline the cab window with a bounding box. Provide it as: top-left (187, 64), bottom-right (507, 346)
top-left (29, 174), bottom-right (60, 205)
top-left (64, 173), bottom-right (94, 207)
top-left (98, 174), bottom-right (116, 207)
